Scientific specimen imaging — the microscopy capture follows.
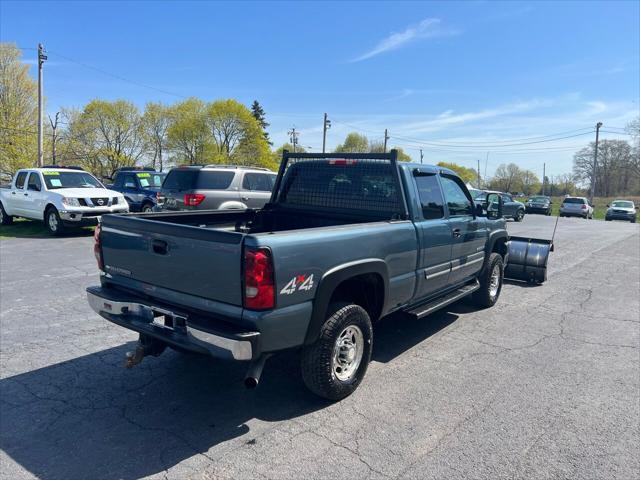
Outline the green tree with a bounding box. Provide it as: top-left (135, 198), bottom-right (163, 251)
top-left (394, 147), bottom-right (412, 162)
top-left (437, 161), bottom-right (478, 185)
top-left (334, 132), bottom-right (369, 153)
top-left (141, 102), bottom-right (170, 171)
top-left (250, 100), bottom-right (271, 146)
top-left (206, 99), bottom-right (272, 167)
top-left (489, 163), bottom-right (523, 192)
top-left (61, 99), bottom-right (144, 177)
top-left (166, 98), bottom-right (211, 165)
top-left (0, 43), bottom-right (38, 176)
top-left (520, 169), bottom-right (541, 195)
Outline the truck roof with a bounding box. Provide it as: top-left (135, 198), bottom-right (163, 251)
top-left (399, 162), bottom-right (457, 177)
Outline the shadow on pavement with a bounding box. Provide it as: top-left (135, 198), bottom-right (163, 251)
top-left (0, 310), bottom-right (457, 480)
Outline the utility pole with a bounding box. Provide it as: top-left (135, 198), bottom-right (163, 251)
top-left (383, 129), bottom-right (389, 153)
top-left (419, 149), bottom-right (424, 164)
top-left (542, 162), bottom-right (546, 195)
top-left (590, 122), bottom-right (603, 202)
top-left (288, 127), bottom-right (299, 153)
top-left (48, 112), bottom-right (60, 165)
top-left (322, 113), bottom-right (331, 153)
top-left (477, 159), bottom-right (481, 188)
top-left (37, 43), bottom-right (47, 167)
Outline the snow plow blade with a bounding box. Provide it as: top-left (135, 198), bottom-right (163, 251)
top-left (505, 236), bottom-right (554, 284)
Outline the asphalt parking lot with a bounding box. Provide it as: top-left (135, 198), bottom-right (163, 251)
top-left (0, 215), bottom-right (638, 480)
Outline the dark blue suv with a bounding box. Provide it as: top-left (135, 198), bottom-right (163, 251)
top-left (109, 168), bottom-right (166, 212)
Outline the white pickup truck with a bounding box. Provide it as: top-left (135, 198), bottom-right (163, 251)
top-left (0, 166), bottom-right (128, 235)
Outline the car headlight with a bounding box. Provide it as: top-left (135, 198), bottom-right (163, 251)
top-left (62, 197), bottom-right (81, 207)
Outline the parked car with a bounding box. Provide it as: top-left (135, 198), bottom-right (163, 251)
top-left (87, 151), bottom-right (510, 400)
top-left (157, 165), bottom-right (277, 211)
top-left (0, 166), bottom-right (128, 235)
top-left (559, 197), bottom-right (594, 219)
top-left (525, 195), bottom-right (552, 216)
top-left (109, 168), bottom-right (167, 212)
top-left (605, 200), bottom-right (637, 223)
top-left (473, 190), bottom-right (525, 221)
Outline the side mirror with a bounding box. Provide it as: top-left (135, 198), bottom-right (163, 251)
top-left (606, 204), bottom-right (609, 207)
top-left (486, 193), bottom-right (502, 220)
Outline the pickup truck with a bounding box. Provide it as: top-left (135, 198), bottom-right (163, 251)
top-left (0, 166), bottom-right (128, 235)
top-left (108, 168), bottom-right (167, 213)
top-left (87, 151), bottom-right (509, 400)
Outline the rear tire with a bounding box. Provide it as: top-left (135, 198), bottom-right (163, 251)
top-left (0, 202), bottom-right (13, 225)
top-left (45, 207), bottom-right (65, 236)
top-left (301, 303), bottom-right (372, 401)
top-left (473, 253), bottom-right (504, 308)
top-left (141, 203), bottom-right (154, 213)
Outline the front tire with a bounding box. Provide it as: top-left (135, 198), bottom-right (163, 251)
top-left (141, 203), bottom-right (154, 213)
top-left (473, 253), bottom-right (504, 308)
top-left (0, 202), bottom-right (13, 225)
top-left (45, 207), bottom-right (65, 236)
top-left (514, 209), bottom-right (525, 222)
top-left (301, 303), bottom-right (373, 401)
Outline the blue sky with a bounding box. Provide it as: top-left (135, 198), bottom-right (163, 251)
top-left (1, 0), bottom-right (638, 176)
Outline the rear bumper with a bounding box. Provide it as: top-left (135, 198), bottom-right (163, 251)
top-left (86, 285), bottom-right (259, 360)
top-left (560, 210), bottom-right (588, 217)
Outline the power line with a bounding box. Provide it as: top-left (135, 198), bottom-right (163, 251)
top-left (47, 50), bottom-right (188, 99)
top-left (389, 131), bottom-right (595, 149)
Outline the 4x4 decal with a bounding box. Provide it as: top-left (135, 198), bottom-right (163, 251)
top-left (280, 274), bottom-right (314, 295)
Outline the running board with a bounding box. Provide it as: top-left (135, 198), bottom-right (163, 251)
top-left (406, 280), bottom-right (480, 319)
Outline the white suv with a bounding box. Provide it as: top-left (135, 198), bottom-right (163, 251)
top-left (559, 196), bottom-right (594, 219)
top-left (0, 167), bottom-right (128, 235)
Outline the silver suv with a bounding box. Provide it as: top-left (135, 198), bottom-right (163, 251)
top-left (559, 196), bottom-right (594, 219)
top-left (158, 165), bottom-right (276, 211)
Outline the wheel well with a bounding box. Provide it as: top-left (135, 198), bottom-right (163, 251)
top-left (492, 237), bottom-right (508, 259)
top-left (328, 273), bottom-right (384, 322)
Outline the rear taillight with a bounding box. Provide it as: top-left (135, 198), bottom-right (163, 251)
top-left (184, 193), bottom-right (205, 206)
top-left (94, 223), bottom-right (104, 271)
top-left (581, 204), bottom-right (587, 209)
top-left (244, 247), bottom-right (275, 310)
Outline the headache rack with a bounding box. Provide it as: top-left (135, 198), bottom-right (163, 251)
top-left (270, 150), bottom-right (409, 220)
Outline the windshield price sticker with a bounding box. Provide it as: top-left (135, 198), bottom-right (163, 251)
top-left (43, 171), bottom-right (60, 175)
top-left (136, 173), bottom-right (151, 178)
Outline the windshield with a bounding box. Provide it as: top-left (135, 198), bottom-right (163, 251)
top-left (611, 201), bottom-right (634, 208)
top-left (136, 172), bottom-right (166, 188)
top-left (42, 171), bottom-right (104, 189)
top-left (529, 196), bottom-right (549, 202)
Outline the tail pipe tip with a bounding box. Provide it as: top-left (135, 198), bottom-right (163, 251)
top-left (244, 354), bottom-right (272, 389)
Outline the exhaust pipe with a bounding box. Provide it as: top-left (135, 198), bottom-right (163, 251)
top-left (244, 354), bottom-right (271, 389)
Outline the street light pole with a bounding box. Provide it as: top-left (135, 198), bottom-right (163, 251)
top-left (322, 113), bottom-right (331, 153)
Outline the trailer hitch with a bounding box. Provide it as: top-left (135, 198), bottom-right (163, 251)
top-left (125, 334), bottom-right (166, 368)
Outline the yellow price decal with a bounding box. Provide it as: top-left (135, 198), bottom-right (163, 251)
top-left (136, 173), bottom-right (151, 178)
top-left (43, 171), bottom-right (60, 175)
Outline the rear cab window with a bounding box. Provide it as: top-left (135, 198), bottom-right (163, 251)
top-left (14, 171), bottom-right (28, 189)
top-left (414, 174), bottom-right (444, 220)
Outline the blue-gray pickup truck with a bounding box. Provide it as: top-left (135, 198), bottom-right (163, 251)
top-left (87, 151), bottom-right (511, 400)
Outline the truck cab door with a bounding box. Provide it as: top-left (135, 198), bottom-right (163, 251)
top-left (440, 175), bottom-right (487, 285)
top-left (24, 172), bottom-right (45, 219)
top-left (121, 174), bottom-right (140, 210)
top-left (7, 171), bottom-right (29, 216)
top-left (411, 171), bottom-right (453, 299)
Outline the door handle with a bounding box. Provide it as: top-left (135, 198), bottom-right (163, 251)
top-left (11, 191), bottom-right (16, 195)
top-left (151, 239), bottom-right (169, 255)
top-left (241, 196), bottom-right (249, 201)
top-left (452, 228), bottom-right (461, 238)
top-left (24, 193), bottom-right (29, 196)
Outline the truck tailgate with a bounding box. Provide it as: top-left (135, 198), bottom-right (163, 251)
top-left (100, 214), bottom-right (244, 305)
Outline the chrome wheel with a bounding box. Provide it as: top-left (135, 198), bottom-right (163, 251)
top-left (489, 263), bottom-right (501, 298)
top-left (48, 211), bottom-right (58, 232)
top-left (143, 205), bottom-right (153, 213)
top-left (332, 325), bottom-right (364, 382)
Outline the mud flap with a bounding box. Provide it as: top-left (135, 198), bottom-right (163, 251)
top-left (505, 236), bottom-right (554, 284)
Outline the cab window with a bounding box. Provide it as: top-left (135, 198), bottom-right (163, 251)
top-left (414, 174), bottom-right (444, 220)
top-left (501, 194), bottom-right (513, 203)
top-left (123, 174), bottom-right (137, 189)
top-left (15, 172), bottom-right (28, 189)
top-left (242, 173), bottom-right (275, 191)
top-left (27, 172), bottom-right (42, 191)
top-left (440, 176), bottom-right (473, 216)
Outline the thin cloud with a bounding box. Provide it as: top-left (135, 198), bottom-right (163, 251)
top-left (351, 18), bottom-right (460, 62)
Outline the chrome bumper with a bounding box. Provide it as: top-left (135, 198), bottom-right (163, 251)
top-left (60, 209), bottom-right (129, 222)
top-left (87, 288), bottom-right (255, 360)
